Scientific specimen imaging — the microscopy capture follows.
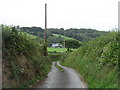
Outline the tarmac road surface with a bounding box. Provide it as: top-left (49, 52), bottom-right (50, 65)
top-left (37, 61), bottom-right (87, 88)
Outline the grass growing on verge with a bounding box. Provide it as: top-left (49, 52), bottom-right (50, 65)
top-left (55, 64), bottom-right (64, 72)
top-left (61, 32), bottom-right (119, 88)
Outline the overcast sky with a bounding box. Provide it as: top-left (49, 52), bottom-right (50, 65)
top-left (0, 0), bottom-right (119, 31)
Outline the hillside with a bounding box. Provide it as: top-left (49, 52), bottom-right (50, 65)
top-left (52, 33), bottom-right (76, 40)
top-left (2, 25), bottom-right (52, 88)
top-left (61, 32), bottom-right (119, 88)
top-left (21, 27), bottom-right (44, 38)
top-left (21, 27), bottom-right (108, 46)
top-left (47, 28), bottom-right (108, 42)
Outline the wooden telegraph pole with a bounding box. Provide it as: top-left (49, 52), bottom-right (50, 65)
top-left (64, 30), bottom-right (65, 48)
top-left (44, 3), bottom-right (47, 43)
top-left (43, 3), bottom-right (47, 56)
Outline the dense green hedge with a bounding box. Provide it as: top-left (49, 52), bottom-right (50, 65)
top-left (61, 32), bottom-right (119, 88)
top-left (2, 25), bottom-right (52, 88)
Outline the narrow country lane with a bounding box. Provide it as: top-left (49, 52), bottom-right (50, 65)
top-left (37, 61), bottom-right (87, 88)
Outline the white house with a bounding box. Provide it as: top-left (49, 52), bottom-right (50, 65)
top-left (51, 43), bottom-right (63, 48)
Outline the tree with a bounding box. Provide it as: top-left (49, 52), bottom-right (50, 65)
top-left (65, 40), bottom-right (81, 51)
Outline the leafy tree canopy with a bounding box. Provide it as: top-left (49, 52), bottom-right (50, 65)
top-left (65, 40), bottom-right (81, 51)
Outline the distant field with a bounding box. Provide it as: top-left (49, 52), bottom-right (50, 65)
top-left (19, 32), bottom-right (38, 39)
top-left (24, 32), bottom-right (38, 39)
top-left (47, 47), bottom-right (67, 52)
top-left (47, 47), bottom-right (77, 52)
top-left (19, 32), bottom-right (43, 43)
top-left (52, 34), bottom-right (75, 40)
top-left (52, 33), bottom-right (82, 44)
top-left (26, 33), bottom-right (38, 39)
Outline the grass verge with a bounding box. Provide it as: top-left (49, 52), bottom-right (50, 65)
top-left (55, 64), bottom-right (64, 72)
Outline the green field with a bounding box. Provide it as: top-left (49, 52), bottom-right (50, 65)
top-left (47, 47), bottom-right (77, 53)
top-left (53, 33), bottom-right (82, 44)
top-left (47, 47), bottom-right (67, 52)
top-left (52, 33), bottom-right (76, 40)
top-left (26, 33), bottom-right (38, 39)
top-left (20, 32), bottom-right (43, 43)
top-left (21, 32), bottom-right (38, 39)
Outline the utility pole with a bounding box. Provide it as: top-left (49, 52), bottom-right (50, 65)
top-left (118, 1), bottom-right (120, 30)
top-left (43, 3), bottom-right (47, 56)
top-left (44, 3), bottom-right (47, 43)
top-left (64, 30), bottom-right (65, 48)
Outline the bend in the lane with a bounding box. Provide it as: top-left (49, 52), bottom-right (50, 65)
top-left (37, 61), bottom-right (87, 88)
